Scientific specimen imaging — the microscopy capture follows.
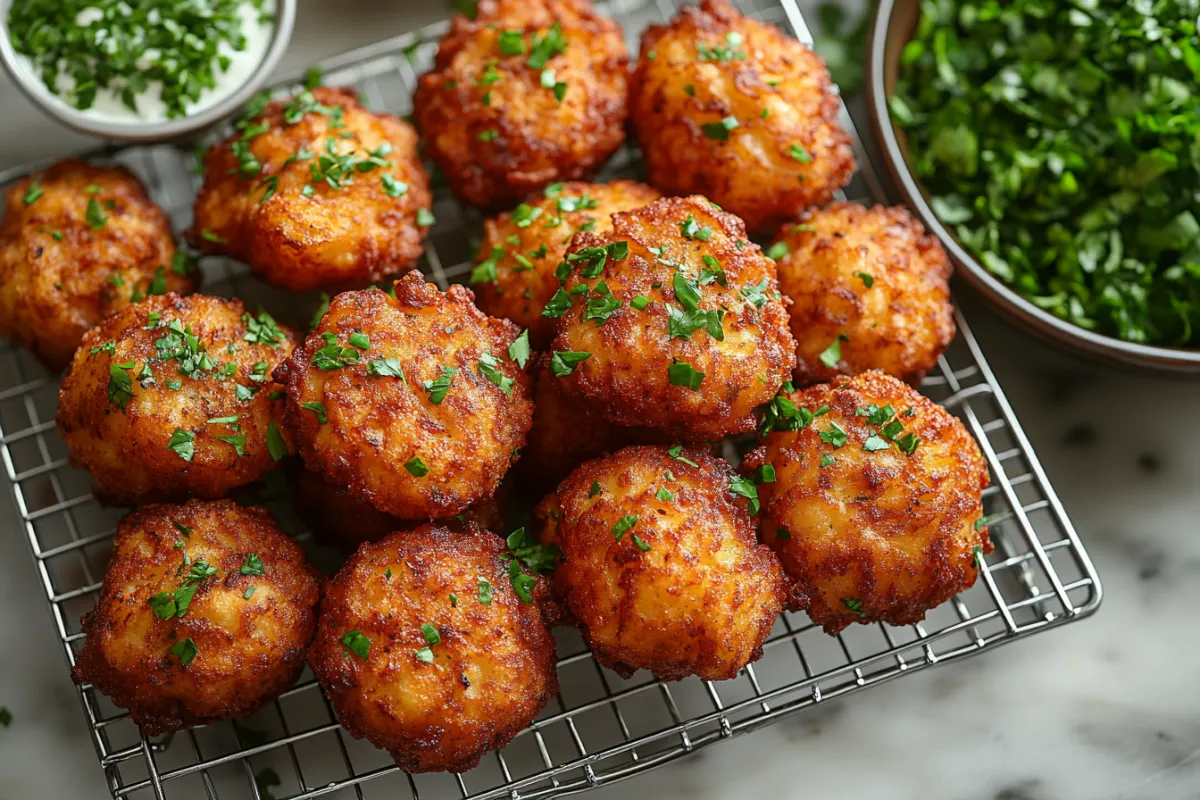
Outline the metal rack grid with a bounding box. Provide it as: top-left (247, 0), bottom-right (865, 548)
top-left (0, 1), bottom-right (1102, 798)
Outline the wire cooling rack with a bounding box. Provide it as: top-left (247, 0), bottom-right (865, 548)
top-left (0, 1), bottom-right (1103, 798)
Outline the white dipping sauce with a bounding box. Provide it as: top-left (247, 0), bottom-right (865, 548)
top-left (13, 0), bottom-right (275, 125)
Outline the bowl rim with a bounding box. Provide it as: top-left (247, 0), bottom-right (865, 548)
top-left (865, 0), bottom-right (1200, 372)
top-left (0, 0), bottom-right (297, 144)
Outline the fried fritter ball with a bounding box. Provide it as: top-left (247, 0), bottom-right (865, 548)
top-left (549, 195), bottom-right (795, 440)
top-left (0, 160), bottom-right (196, 371)
top-left (772, 203), bottom-right (955, 387)
top-left (57, 294), bottom-right (295, 506)
top-left (413, 0), bottom-right (629, 210)
top-left (470, 180), bottom-right (662, 349)
top-left (538, 445), bottom-right (785, 681)
top-left (631, 0), bottom-right (854, 235)
top-left (289, 463), bottom-right (508, 554)
top-left (72, 500), bottom-right (319, 735)
top-left (192, 86), bottom-right (432, 291)
top-left (743, 371), bottom-right (992, 634)
top-left (308, 524), bottom-right (558, 773)
top-left (275, 274), bottom-right (533, 522)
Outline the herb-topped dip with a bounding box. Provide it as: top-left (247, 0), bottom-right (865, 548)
top-left (7, 0), bottom-right (275, 123)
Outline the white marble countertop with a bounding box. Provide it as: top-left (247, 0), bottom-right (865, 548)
top-left (1, 3), bottom-right (1198, 800)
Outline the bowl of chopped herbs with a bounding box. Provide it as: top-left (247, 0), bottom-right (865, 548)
top-left (0, 0), bottom-right (296, 143)
top-left (867, 0), bottom-right (1200, 372)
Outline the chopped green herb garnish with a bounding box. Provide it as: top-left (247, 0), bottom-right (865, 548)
top-left (853, 271), bottom-right (874, 288)
top-left (341, 629), bottom-right (370, 660)
top-left (549, 350), bottom-right (590, 376)
top-left (701, 115), bottom-right (739, 141)
top-left (611, 515), bottom-right (639, 540)
top-left (169, 637), bottom-right (198, 666)
top-left (667, 360), bottom-right (704, 390)
top-left (507, 330), bottom-right (531, 368)
top-left (23, 179), bottom-right (43, 206)
top-left (404, 456), bottom-right (429, 477)
top-left (422, 365), bottom-right (457, 403)
top-left (667, 445), bottom-right (699, 468)
top-left (819, 334), bottom-right (847, 368)
top-left (167, 429), bottom-right (195, 462)
top-left (728, 475), bottom-right (760, 514)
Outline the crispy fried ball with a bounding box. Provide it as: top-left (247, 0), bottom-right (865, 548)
top-left (0, 160), bottom-right (196, 371)
top-left (772, 203), bottom-right (955, 387)
top-left (549, 195), bottom-right (795, 440)
top-left (743, 371), bottom-right (992, 634)
top-left (72, 500), bottom-right (319, 735)
top-left (538, 445), bottom-right (785, 681)
top-left (289, 463), bottom-right (508, 554)
top-left (631, 0), bottom-right (854, 235)
top-left (413, 0), bottom-right (629, 210)
top-left (308, 524), bottom-right (558, 773)
top-left (192, 87), bottom-right (432, 291)
top-left (470, 180), bottom-right (662, 349)
top-left (275, 274), bottom-right (533, 522)
top-left (57, 294), bottom-right (295, 505)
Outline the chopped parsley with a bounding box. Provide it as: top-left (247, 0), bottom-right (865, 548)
top-left (240, 553), bottom-right (264, 576)
top-left (106, 361), bottom-right (136, 411)
top-left (655, 487), bottom-right (675, 502)
top-left (422, 365), bottom-right (457, 403)
top-left (23, 179), bottom-right (43, 206)
top-left (611, 515), bottom-right (639, 540)
top-left (341, 629), bottom-right (370, 660)
top-left (728, 475), bottom-right (760, 514)
top-left (366, 357), bottom-right (405, 380)
top-left (583, 280), bottom-right (622, 326)
top-left (667, 445), bottom-right (699, 468)
top-left (167, 429), bottom-right (195, 462)
top-left (542, 288), bottom-right (573, 318)
top-left (700, 115), bottom-right (739, 141)
top-left (788, 144), bottom-right (813, 163)
top-left (416, 208), bottom-right (436, 227)
top-left (842, 598), bottom-right (867, 618)
top-left (169, 637), bottom-right (198, 666)
top-left (766, 241), bottom-right (789, 260)
top-left (526, 22), bottom-right (567, 69)
top-left (404, 456), bottom-right (429, 477)
top-left (301, 402), bottom-right (328, 424)
top-left (381, 174), bottom-right (408, 197)
top-left (818, 422), bottom-right (849, 449)
top-left (242, 310), bottom-right (283, 347)
top-left (680, 214), bottom-right (712, 241)
top-left (549, 350), bottom-right (590, 376)
top-left (507, 330), bottom-right (531, 368)
top-left (85, 197), bottom-right (107, 229)
top-left (266, 422), bottom-right (287, 461)
top-left (696, 31), bottom-right (746, 62)
top-left (853, 271), bottom-right (874, 288)
top-left (667, 361), bottom-right (704, 390)
top-left (311, 332), bottom-right (361, 370)
top-left (477, 577), bottom-right (494, 604)
top-left (819, 334), bottom-right (848, 368)
top-left (477, 351), bottom-right (514, 396)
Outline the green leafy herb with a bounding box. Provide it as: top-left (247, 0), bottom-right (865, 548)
top-left (680, 214), bottom-right (712, 241)
top-left (240, 553), bottom-right (264, 576)
top-left (667, 445), bottom-right (699, 468)
top-left (242, 310), bottom-right (283, 347)
top-left (842, 598), bottom-right (867, 618)
top-left (819, 334), bottom-right (847, 368)
top-left (542, 288), bottom-right (573, 318)
top-left (667, 361), bottom-right (704, 390)
top-left (766, 241), bottom-right (788, 260)
top-left (23, 179), bottom-right (43, 206)
top-left (892, 0), bottom-right (1200, 346)
top-left (266, 422), bottom-right (287, 461)
top-left (701, 115), bottom-right (739, 141)
top-left (583, 280), bottom-right (621, 326)
top-left (696, 31), bottom-right (747, 62)
top-left (611, 515), bottom-right (639, 540)
top-left (853, 271), bottom-right (874, 288)
top-left (549, 350), bottom-right (590, 376)
top-left (381, 174), bottom-right (408, 197)
top-left (85, 197), bottom-right (107, 229)
top-left (341, 629), bottom-right (370, 660)
top-left (818, 422), bottom-right (848, 449)
top-left (589, 480), bottom-right (601, 497)
top-left (526, 22), bottom-right (567, 70)
top-left (631, 295), bottom-right (650, 311)
top-left (107, 361), bottom-right (136, 411)
top-left (477, 577), bottom-right (494, 604)
top-left (167, 429), bottom-right (195, 462)
top-left (507, 330), bottom-right (531, 368)
top-left (478, 351), bottom-right (514, 396)
top-left (169, 637), bottom-right (198, 666)
top-left (416, 208), bottom-right (435, 227)
top-left (788, 144), bottom-right (812, 163)
top-left (422, 365), bottom-right (457, 403)
top-left (366, 357), bottom-right (405, 381)
top-left (740, 279), bottom-right (772, 308)
top-left (404, 456), bottom-right (429, 477)
top-left (728, 475), bottom-right (760, 514)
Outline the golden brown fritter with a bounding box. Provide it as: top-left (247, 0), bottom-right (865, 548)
top-left (307, 524), bottom-right (559, 773)
top-left (72, 500), bottom-right (319, 735)
top-left (772, 203), bottom-right (955, 387)
top-left (470, 180), bottom-right (661, 349)
top-left (413, 0), bottom-right (629, 210)
top-left (274, 275), bottom-right (533, 522)
top-left (743, 371), bottom-right (991, 634)
top-left (0, 160), bottom-right (196, 371)
top-left (538, 445), bottom-right (785, 681)
top-left (192, 86), bottom-right (432, 291)
top-left (548, 195), bottom-right (796, 441)
top-left (57, 294), bottom-right (295, 506)
top-left (289, 463), bottom-right (509, 554)
top-left (631, 0), bottom-right (854, 235)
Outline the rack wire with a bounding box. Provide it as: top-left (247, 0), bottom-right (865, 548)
top-left (0, 1), bottom-right (1102, 798)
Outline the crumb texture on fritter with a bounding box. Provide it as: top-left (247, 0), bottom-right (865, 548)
top-left (772, 203), bottom-right (955, 387)
top-left (274, 274), bottom-right (533, 521)
top-left (289, 463), bottom-right (508, 553)
top-left (192, 86), bottom-right (432, 291)
top-left (744, 371), bottom-right (991, 634)
top-left (471, 180), bottom-right (661, 349)
top-left (307, 525), bottom-right (559, 773)
top-left (414, 0), bottom-right (630, 209)
top-left (630, 0), bottom-right (854, 234)
top-left (539, 445), bottom-right (785, 681)
top-left (0, 159), bottom-right (195, 371)
top-left (57, 293), bottom-right (295, 506)
top-left (72, 500), bottom-right (320, 735)
top-left (549, 195), bottom-right (796, 440)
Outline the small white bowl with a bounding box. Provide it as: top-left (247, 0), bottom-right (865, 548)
top-left (0, 0), bottom-right (296, 143)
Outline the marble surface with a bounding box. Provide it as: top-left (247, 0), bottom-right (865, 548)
top-left (1, 3), bottom-right (1199, 800)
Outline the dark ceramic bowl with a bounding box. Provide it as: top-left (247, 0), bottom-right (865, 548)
top-left (865, 0), bottom-right (1200, 374)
